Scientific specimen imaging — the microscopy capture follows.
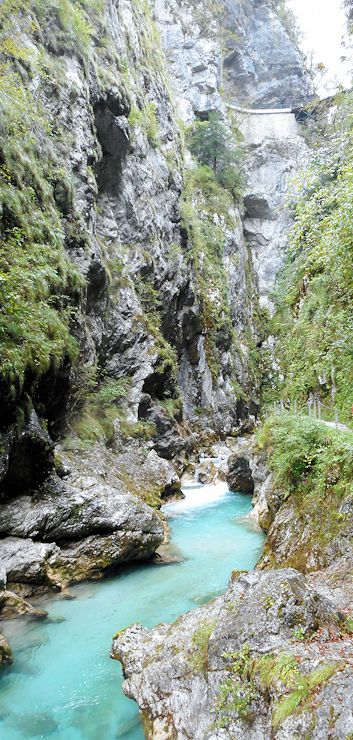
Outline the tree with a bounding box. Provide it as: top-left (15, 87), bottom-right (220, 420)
top-left (187, 112), bottom-right (244, 200)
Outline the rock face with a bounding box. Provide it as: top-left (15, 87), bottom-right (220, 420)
top-left (223, 432), bottom-right (353, 574)
top-left (113, 567), bottom-right (353, 738)
top-left (0, 0), bottom-right (311, 611)
top-left (222, 0), bottom-right (311, 108)
top-left (240, 119), bottom-right (307, 311)
top-left (0, 445), bottom-right (166, 593)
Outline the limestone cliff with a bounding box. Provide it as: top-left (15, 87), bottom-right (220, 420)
top-left (0, 0), bottom-right (310, 600)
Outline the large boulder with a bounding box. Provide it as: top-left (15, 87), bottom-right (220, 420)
top-left (226, 453), bottom-right (254, 493)
top-left (0, 537), bottom-right (59, 585)
top-left (0, 474), bottom-right (164, 591)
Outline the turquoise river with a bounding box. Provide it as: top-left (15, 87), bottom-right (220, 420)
top-left (0, 480), bottom-right (265, 739)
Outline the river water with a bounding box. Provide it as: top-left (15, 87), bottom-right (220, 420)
top-left (0, 481), bottom-right (264, 739)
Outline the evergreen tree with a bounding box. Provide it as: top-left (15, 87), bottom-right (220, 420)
top-left (187, 112), bottom-right (243, 200)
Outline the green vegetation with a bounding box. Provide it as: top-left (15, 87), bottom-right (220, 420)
top-left (257, 412), bottom-right (353, 568)
top-left (189, 620), bottom-right (216, 673)
top-left (187, 112), bottom-right (244, 201)
top-left (214, 643), bottom-right (256, 725)
top-left (274, 0), bottom-right (303, 48)
top-left (186, 0), bottom-right (225, 38)
top-left (67, 376), bottom-right (131, 447)
top-left (0, 0), bottom-right (175, 419)
top-left (33, 0), bottom-right (96, 58)
top-left (0, 6), bottom-right (87, 398)
top-left (116, 464), bottom-right (161, 509)
top-left (269, 92), bottom-right (353, 421)
top-left (344, 615), bottom-right (353, 634)
top-left (257, 652), bottom-right (340, 728)
top-left (133, 266), bottom-right (179, 385)
top-left (159, 397), bottom-right (183, 420)
top-left (292, 626), bottom-right (307, 641)
top-left (119, 419), bottom-right (156, 441)
top-left (258, 413), bottom-right (353, 498)
top-left (214, 644), bottom-right (342, 731)
top-left (181, 165), bottom-right (236, 380)
top-left (128, 103), bottom-right (159, 147)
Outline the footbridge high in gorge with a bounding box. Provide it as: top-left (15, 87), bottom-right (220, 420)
top-left (226, 103), bottom-right (306, 145)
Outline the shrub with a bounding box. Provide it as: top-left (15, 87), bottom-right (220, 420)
top-left (67, 376), bottom-right (131, 447)
top-left (0, 57), bottom-right (83, 395)
top-left (256, 652), bottom-right (341, 728)
top-left (128, 102), bottom-right (159, 147)
top-left (257, 412), bottom-right (353, 567)
top-left (180, 165), bottom-right (235, 380)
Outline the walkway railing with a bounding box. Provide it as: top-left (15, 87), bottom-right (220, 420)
top-left (271, 398), bottom-right (352, 432)
top-left (226, 103), bottom-right (293, 116)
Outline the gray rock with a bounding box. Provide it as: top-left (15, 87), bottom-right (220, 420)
top-left (113, 568), bottom-right (351, 739)
top-left (0, 537), bottom-right (59, 585)
top-left (0, 0), bottom-right (312, 612)
top-left (0, 474), bottom-right (163, 543)
top-left (0, 634), bottom-right (13, 666)
top-left (0, 474), bottom-right (164, 590)
top-left (226, 453), bottom-right (254, 493)
top-left (48, 527), bottom-right (162, 586)
top-left (222, 0), bottom-right (312, 108)
top-left (0, 589), bottom-right (48, 620)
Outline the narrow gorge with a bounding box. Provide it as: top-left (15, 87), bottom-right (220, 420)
top-left (1, 0), bottom-right (353, 738)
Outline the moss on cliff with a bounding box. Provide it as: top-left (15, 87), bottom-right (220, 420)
top-left (0, 1), bottom-right (98, 401)
top-left (258, 412), bottom-right (353, 570)
top-left (181, 165), bottom-right (236, 380)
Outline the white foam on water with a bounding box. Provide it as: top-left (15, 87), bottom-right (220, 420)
top-left (163, 480), bottom-right (229, 515)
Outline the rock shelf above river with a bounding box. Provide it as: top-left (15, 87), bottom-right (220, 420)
top-left (114, 566), bottom-right (353, 739)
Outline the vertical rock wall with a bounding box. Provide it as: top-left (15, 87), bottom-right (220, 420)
top-left (0, 0), bottom-right (311, 598)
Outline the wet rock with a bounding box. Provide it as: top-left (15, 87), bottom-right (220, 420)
top-left (226, 454), bottom-right (254, 493)
top-left (48, 527), bottom-right (162, 587)
top-left (0, 589), bottom-right (48, 620)
top-left (113, 568), bottom-right (351, 739)
top-left (0, 482), bottom-right (164, 590)
top-left (0, 634), bottom-right (13, 666)
top-left (197, 459), bottom-right (218, 484)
